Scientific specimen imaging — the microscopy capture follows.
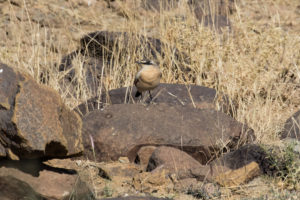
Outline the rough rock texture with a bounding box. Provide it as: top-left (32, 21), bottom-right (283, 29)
top-left (147, 146), bottom-right (211, 181)
top-left (82, 104), bottom-right (254, 163)
top-left (0, 166), bottom-right (93, 200)
top-left (281, 109), bottom-right (300, 140)
top-left (0, 63), bottom-right (83, 159)
top-left (75, 83), bottom-right (233, 116)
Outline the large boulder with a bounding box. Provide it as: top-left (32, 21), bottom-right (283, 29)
top-left (75, 83), bottom-right (233, 116)
top-left (82, 104), bottom-right (254, 164)
top-left (0, 63), bottom-right (83, 160)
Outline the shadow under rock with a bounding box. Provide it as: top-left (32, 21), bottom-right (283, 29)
top-left (0, 159), bottom-right (77, 177)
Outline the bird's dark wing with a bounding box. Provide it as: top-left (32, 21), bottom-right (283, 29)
top-left (134, 77), bottom-right (139, 85)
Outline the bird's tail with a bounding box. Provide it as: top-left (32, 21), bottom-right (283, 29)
top-left (135, 91), bottom-right (142, 97)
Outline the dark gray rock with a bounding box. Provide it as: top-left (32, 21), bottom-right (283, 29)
top-left (75, 83), bottom-right (233, 117)
top-left (0, 63), bottom-right (83, 160)
top-left (82, 104), bottom-right (255, 164)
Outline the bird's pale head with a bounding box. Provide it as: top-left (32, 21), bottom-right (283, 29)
top-left (136, 59), bottom-right (156, 66)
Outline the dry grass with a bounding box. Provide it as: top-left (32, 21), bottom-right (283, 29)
top-left (0, 0), bottom-right (300, 199)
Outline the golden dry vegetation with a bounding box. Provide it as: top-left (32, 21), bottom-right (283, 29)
top-left (0, 0), bottom-right (300, 199)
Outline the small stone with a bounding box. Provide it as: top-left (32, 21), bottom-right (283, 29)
top-left (118, 157), bottom-right (130, 164)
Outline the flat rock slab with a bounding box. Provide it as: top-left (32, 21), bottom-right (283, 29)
top-left (281, 110), bottom-right (300, 140)
top-left (75, 83), bottom-right (232, 116)
top-left (0, 63), bottom-right (83, 159)
top-left (0, 166), bottom-right (93, 200)
top-left (82, 104), bottom-right (254, 164)
top-left (0, 175), bottom-right (43, 200)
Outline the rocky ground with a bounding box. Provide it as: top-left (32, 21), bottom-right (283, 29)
top-left (0, 0), bottom-right (300, 199)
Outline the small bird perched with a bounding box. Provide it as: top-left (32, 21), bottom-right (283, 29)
top-left (134, 59), bottom-right (162, 100)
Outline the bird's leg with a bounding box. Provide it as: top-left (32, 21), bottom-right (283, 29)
top-left (149, 91), bottom-right (153, 100)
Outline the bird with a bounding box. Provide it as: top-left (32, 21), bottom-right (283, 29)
top-left (134, 59), bottom-right (162, 100)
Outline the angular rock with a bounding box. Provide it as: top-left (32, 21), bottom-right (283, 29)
top-left (214, 161), bottom-right (262, 187)
top-left (147, 146), bottom-right (211, 181)
top-left (281, 109), bottom-right (300, 140)
top-left (0, 165), bottom-right (93, 200)
top-left (75, 83), bottom-right (233, 116)
top-left (201, 145), bottom-right (268, 186)
top-left (82, 104), bottom-right (254, 164)
top-left (210, 144), bottom-right (273, 175)
top-left (207, 144), bottom-right (295, 185)
top-left (0, 63), bottom-right (83, 159)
